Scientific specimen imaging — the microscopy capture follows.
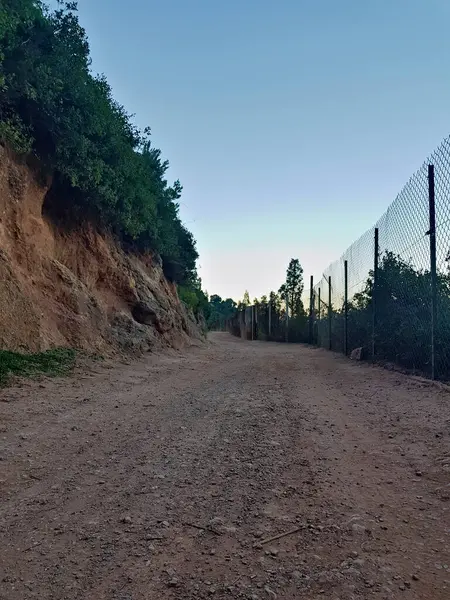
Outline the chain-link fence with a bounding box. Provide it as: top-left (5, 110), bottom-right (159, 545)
top-left (229, 135), bottom-right (450, 380)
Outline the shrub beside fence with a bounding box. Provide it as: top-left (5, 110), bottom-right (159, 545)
top-left (229, 136), bottom-right (450, 381)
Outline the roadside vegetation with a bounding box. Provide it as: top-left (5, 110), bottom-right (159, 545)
top-left (228, 253), bottom-right (450, 379)
top-left (0, 0), bottom-right (197, 286)
top-left (0, 348), bottom-right (76, 385)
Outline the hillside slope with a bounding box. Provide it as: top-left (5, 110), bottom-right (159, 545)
top-left (0, 146), bottom-right (204, 354)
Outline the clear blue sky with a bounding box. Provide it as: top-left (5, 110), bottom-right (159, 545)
top-left (59, 0), bottom-right (450, 300)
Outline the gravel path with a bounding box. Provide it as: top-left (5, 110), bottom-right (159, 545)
top-left (1, 332), bottom-right (449, 599)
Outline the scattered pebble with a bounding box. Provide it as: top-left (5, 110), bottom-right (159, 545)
top-left (120, 515), bottom-right (132, 524)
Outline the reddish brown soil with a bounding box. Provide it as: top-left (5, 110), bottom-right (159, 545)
top-left (1, 333), bottom-right (449, 599)
top-left (0, 146), bottom-right (201, 355)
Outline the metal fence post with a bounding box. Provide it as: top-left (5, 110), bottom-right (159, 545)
top-left (328, 276), bottom-right (332, 350)
top-left (309, 275), bottom-right (314, 344)
top-left (318, 288), bottom-right (321, 320)
top-left (268, 300), bottom-right (272, 339)
top-left (317, 287), bottom-right (321, 347)
top-left (344, 260), bottom-right (348, 356)
top-left (372, 227), bottom-right (379, 360)
top-left (428, 164), bottom-right (437, 379)
top-left (285, 293), bottom-right (289, 343)
top-left (251, 306), bottom-right (254, 341)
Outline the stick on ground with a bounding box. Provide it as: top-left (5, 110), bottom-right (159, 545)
top-left (182, 521), bottom-right (221, 536)
top-left (254, 526), bottom-right (303, 547)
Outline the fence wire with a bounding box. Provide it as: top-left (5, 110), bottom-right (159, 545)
top-left (230, 135), bottom-right (450, 380)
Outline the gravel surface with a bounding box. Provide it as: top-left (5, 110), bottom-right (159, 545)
top-left (1, 332), bottom-right (449, 599)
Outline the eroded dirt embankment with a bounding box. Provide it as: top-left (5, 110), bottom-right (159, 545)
top-left (0, 333), bottom-right (448, 600)
top-left (0, 145), bottom-right (203, 355)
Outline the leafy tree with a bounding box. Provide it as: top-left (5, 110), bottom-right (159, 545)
top-left (0, 0), bottom-right (198, 284)
top-left (242, 290), bottom-right (250, 307)
top-left (178, 273), bottom-right (209, 320)
top-left (207, 295), bottom-right (237, 329)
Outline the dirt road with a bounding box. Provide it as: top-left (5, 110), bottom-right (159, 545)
top-left (1, 333), bottom-right (449, 599)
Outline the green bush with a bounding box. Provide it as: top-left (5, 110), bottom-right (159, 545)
top-left (207, 295), bottom-right (237, 330)
top-left (178, 275), bottom-right (210, 320)
top-left (348, 252), bottom-right (450, 376)
top-left (0, 347), bottom-right (76, 385)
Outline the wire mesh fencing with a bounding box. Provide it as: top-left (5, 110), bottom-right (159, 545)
top-left (229, 135), bottom-right (450, 380)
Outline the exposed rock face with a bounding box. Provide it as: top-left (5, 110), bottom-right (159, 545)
top-left (0, 146), bottom-right (203, 354)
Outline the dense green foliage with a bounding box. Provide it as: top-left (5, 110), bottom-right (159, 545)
top-left (0, 0), bottom-right (197, 283)
top-left (207, 295), bottom-right (237, 329)
top-left (315, 252), bottom-right (447, 370)
top-left (0, 347), bottom-right (76, 385)
top-left (178, 275), bottom-right (210, 321)
top-left (344, 252), bottom-right (450, 376)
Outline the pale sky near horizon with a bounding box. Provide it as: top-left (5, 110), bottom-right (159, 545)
top-left (52, 0), bottom-right (450, 301)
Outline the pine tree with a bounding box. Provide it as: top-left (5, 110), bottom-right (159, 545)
top-left (284, 259), bottom-right (305, 317)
